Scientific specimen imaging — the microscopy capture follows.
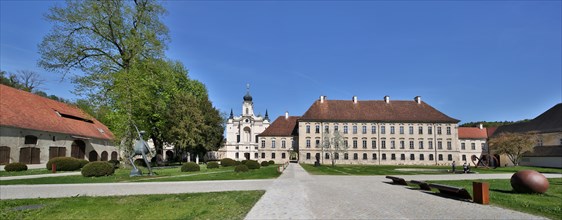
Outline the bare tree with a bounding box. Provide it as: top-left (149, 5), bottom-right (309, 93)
top-left (322, 130), bottom-right (348, 167)
top-left (488, 132), bottom-right (535, 166)
top-left (16, 70), bottom-right (45, 92)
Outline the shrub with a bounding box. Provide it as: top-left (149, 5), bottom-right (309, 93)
top-left (134, 158), bottom-right (147, 167)
top-left (108, 160), bottom-right (120, 169)
top-left (46, 157), bottom-right (81, 171)
top-left (4, 162), bottom-right (28, 172)
top-left (245, 160), bottom-right (261, 169)
top-left (260, 161), bottom-right (270, 167)
top-left (220, 158), bottom-right (237, 167)
top-left (181, 162), bottom-right (200, 172)
top-left (241, 160), bottom-right (249, 165)
top-left (268, 160), bottom-right (275, 165)
top-left (234, 164), bottom-right (249, 173)
top-left (81, 161), bottom-right (114, 177)
top-left (235, 161), bottom-right (242, 166)
top-left (207, 161), bottom-right (219, 169)
top-left (78, 159), bottom-right (89, 168)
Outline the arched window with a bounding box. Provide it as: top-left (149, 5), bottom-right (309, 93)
top-left (111, 151), bottom-right (118, 160)
top-left (101, 151), bottom-right (108, 161)
top-left (89, 150), bottom-right (98, 162)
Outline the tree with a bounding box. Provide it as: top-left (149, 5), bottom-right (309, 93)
top-left (322, 130), bottom-right (348, 167)
top-left (488, 132), bottom-right (536, 166)
top-left (16, 70), bottom-right (45, 92)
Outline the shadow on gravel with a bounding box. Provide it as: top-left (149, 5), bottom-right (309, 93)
top-left (420, 191), bottom-right (472, 203)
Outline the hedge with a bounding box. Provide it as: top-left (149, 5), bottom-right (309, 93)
top-left (46, 157), bottom-right (81, 171)
top-left (245, 160), bottom-right (261, 169)
top-left (108, 160), bottom-right (120, 169)
top-left (4, 162), bottom-right (28, 172)
top-left (234, 164), bottom-right (249, 172)
top-left (181, 162), bottom-right (200, 172)
top-left (220, 158), bottom-right (237, 167)
top-left (207, 161), bottom-right (219, 169)
top-left (268, 160), bottom-right (275, 165)
top-left (81, 161), bottom-right (114, 177)
top-left (260, 161), bottom-right (270, 167)
top-left (78, 159), bottom-right (89, 168)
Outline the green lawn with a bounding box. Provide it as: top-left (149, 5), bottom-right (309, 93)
top-left (0, 165), bottom-right (281, 185)
top-left (0, 169), bottom-right (64, 177)
top-left (426, 178), bottom-right (562, 220)
top-left (0, 191), bottom-right (264, 220)
top-left (301, 163), bottom-right (562, 175)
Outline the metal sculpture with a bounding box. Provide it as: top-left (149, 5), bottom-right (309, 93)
top-left (511, 170), bottom-right (549, 194)
top-left (471, 155), bottom-right (499, 169)
top-left (128, 125), bottom-right (154, 177)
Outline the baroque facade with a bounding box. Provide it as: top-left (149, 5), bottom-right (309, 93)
top-left (0, 85), bottom-right (118, 165)
top-left (222, 88), bottom-right (270, 160)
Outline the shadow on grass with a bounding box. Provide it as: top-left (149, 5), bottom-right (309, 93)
top-left (490, 189), bottom-right (518, 194)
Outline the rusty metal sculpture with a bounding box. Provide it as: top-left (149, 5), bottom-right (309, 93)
top-left (510, 170), bottom-right (549, 194)
top-left (128, 125), bottom-right (154, 177)
top-left (471, 155), bottom-right (499, 169)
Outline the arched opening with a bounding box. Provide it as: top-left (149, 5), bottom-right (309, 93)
top-left (243, 127), bottom-right (251, 142)
top-left (166, 150), bottom-right (174, 162)
top-left (0, 146), bottom-right (11, 164)
top-left (71, 140), bottom-right (86, 159)
top-left (101, 151), bottom-right (108, 161)
top-left (111, 151), bottom-right (118, 160)
top-left (89, 150), bottom-right (98, 161)
top-left (19, 147), bottom-right (40, 164)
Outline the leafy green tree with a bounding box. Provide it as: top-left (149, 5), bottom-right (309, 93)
top-left (488, 132), bottom-right (535, 166)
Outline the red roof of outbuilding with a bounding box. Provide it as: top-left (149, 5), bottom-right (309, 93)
top-left (0, 85), bottom-right (114, 140)
top-left (458, 127), bottom-right (488, 139)
top-left (300, 99), bottom-right (459, 123)
top-left (258, 116), bottom-right (299, 137)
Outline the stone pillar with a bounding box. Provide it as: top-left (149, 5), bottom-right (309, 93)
top-left (196, 155), bottom-right (199, 164)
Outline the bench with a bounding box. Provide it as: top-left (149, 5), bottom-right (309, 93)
top-left (385, 176), bottom-right (407, 185)
top-left (410, 180), bottom-right (431, 190)
top-left (428, 183), bottom-right (472, 200)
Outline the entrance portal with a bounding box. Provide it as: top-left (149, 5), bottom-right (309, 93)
top-left (244, 153), bottom-right (250, 160)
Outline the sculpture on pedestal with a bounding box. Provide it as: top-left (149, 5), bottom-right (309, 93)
top-left (128, 125), bottom-right (154, 177)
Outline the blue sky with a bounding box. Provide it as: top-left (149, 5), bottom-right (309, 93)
top-left (1, 1), bottom-right (561, 124)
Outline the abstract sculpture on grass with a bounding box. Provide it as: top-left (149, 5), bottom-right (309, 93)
top-left (128, 125), bottom-right (154, 177)
top-left (510, 170), bottom-right (549, 194)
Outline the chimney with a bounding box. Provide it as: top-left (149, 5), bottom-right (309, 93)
top-left (285, 111), bottom-right (289, 119)
top-left (352, 96), bottom-right (358, 104)
top-left (479, 123), bottom-right (483, 130)
top-left (320, 95), bottom-right (327, 103)
top-left (414, 96), bottom-right (421, 104)
top-left (384, 95), bottom-right (390, 103)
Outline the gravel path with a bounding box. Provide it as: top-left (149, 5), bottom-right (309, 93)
top-left (245, 163), bottom-right (557, 219)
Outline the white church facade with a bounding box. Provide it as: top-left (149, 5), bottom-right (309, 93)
top-left (222, 88), bottom-right (270, 160)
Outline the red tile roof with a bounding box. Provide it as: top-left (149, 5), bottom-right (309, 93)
top-left (258, 116), bottom-right (299, 137)
top-left (0, 85), bottom-right (114, 140)
top-left (458, 127), bottom-right (488, 139)
top-left (300, 99), bottom-right (459, 123)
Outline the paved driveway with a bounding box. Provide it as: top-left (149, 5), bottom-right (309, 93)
top-left (245, 163), bottom-right (558, 219)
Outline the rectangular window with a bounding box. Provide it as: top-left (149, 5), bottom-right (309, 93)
top-left (272, 140), bottom-right (276, 148)
top-left (447, 154), bottom-right (452, 161)
top-left (462, 155), bottom-right (466, 161)
top-left (255, 152), bottom-right (258, 158)
top-left (353, 126), bottom-right (357, 134)
top-left (461, 143), bottom-right (465, 150)
top-left (306, 153), bottom-right (311, 160)
top-left (282, 140), bottom-right (286, 148)
top-left (481, 143), bottom-right (485, 150)
top-left (391, 154), bottom-right (396, 160)
top-left (428, 127), bottom-right (433, 135)
top-left (409, 126), bottom-right (414, 134)
top-left (471, 143), bottom-right (476, 150)
top-left (353, 153), bottom-right (358, 160)
top-left (399, 126), bottom-right (404, 134)
top-left (409, 141), bottom-right (414, 149)
top-left (446, 127), bottom-right (451, 135)
top-left (306, 125), bottom-right (310, 133)
top-left (334, 125), bottom-right (339, 132)
top-left (371, 126), bottom-right (376, 134)
top-left (362, 126), bottom-right (367, 134)
top-left (410, 154), bottom-right (415, 160)
top-left (261, 153), bottom-right (265, 159)
top-left (315, 125), bottom-right (320, 133)
top-left (419, 154), bottom-right (424, 161)
top-left (382, 153), bottom-right (387, 160)
top-left (306, 139), bottom-right (311, 148)
top-left (282, 153), bottom-right (286, 159)
top-left (400, 154), bottom-right (405, 160)
top-left (381, 140), bottom-right (386, 149)
top-left (363, 153), bottom-right (367, 160)
top-left (235, 152), bottom-right (239, 159)
top-left (418, 126), bottom-right (423, 134)
top-left (371, 140), bottom-right (377, 149)
top-left (325, 125), bottom-right (329, 133)
top-left (325, 153), bottom-right (330, 159)
top-left (438, 154), bottom-right (443, 161)
top-left (390, 140), bottom-right (395, 149)
top-left (381, 126), bottom-right (386, 134)
top-left (344, 153), bottom-right (349, 160)
top-left (437, 141), bottom-right (442, 150)
top-left (316, 140), bottom-right (320, 148)
top-left (372, 153), bottom-right (377, 160)
top-left (261, 140), bottom-right (265, 148)
top-left (362, 139), bottom-right (367, 149)
top-left (344, 126), bottom-right (348, 134)
top-left (447, 141), bottom-right (451, 150)
top-left (390, 126), bottom-right (395, 134)
top-left (353, 140), bottom-right (358, 149)
top-left (437, 127), bottom-right (442, 135)
top-left (429, 141), bottom-right (433, 149)
top-left (429, 154), bottom-right (434, 161)
top-left (419, 141), bottom-right (424, 149)
top-left (272, 153), bottom-right (276, 159)
top-left (237, 135), bottom-right (240, 143)
top-left (400, 141), bottom-right (405, 149)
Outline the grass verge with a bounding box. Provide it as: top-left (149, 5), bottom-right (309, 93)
top-left (0, 169), bottom-right (65, 177)
top-left (0, 190), bottom-right (264, 220)
top-left (301, 163), bottom-right (561, 175)
top-left (0, 165), bottom-right (280, 185)
top-left (426, 178), bottom-right (562, 220)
